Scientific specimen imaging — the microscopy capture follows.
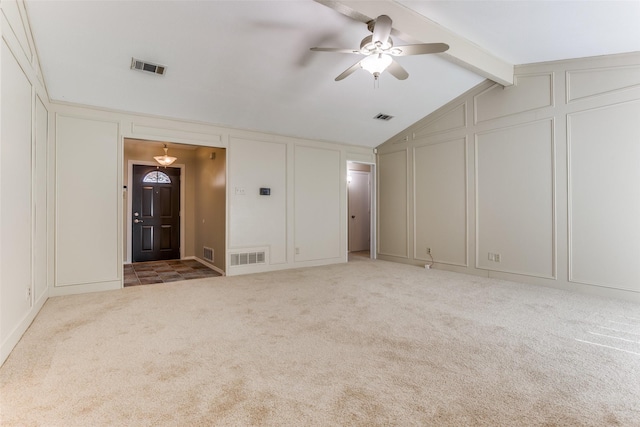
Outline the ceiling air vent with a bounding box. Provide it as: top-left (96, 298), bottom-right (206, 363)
top-left (131, 58), bottom-right (166, 75)
top-left (374, 113), bottom-right (394, 121)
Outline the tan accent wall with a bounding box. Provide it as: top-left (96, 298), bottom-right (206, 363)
top-left (194, 147), bottom-right (226, 271)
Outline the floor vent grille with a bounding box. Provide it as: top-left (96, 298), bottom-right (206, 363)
top-left (131, 58), bottom-right (166, 75)
top-left (203, 247), bottom-right (214, 262)
top-left (230, 251), bottom-right (266, 266)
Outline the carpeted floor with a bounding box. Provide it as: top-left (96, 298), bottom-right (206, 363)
top-left (1, 257), bottom-right (639, 426)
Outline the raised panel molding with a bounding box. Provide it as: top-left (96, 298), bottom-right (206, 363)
top-left (1, 38), bottom-right (33, 348)
top-left (55, 115), bottom-right (121, 287)
top-left (475, 119), bottom-right (556, 279)
top-left (346, 151), bottom-right (374, 163)
top-left (1, 0), bottom-right (34, 64)
top-left (130, 123), bottom-right (223, 145)
top-left (390, 133), bottom-right (411, 145)
top-left (567, 100), bottom-right (640, 292)
top-left (474, 73), bottom-right (554, 124)
top-left (566, 65), bottom-right (640, 103)
top-left (413, 103), bottom-right (467, 139)
top-left (228, 137), bottom-right (288, 265)
top-left (378, 149), bottom-right (409, 258)
top-left (294, 145), bottom-right (342, 263)
top-left (413, 138), bottom-right (467, 267)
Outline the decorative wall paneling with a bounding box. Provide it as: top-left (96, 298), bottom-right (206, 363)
top-left (413, 103), bottom-right (467, 140)
top-left (566, 65), bottom-right (640, 103)
top-left (294, 145), bottom-right (342, 263)
top-left (377, 52), bottom-right (640, 301)
top-left (475, 119), bottom-right (555, 279)
top-left (130, 122), bottom-right (224, 146)
top-left (378, 149), bottom-right (409, 259)
top-left (0, 0), bottom-right (52, 365)
top-left (567, 100), bottom-right (640, 292)
top-left (414, 138), bottom-right (468, 267)
top-left (474, 73), bottom-right (554, 124)
top-left (55, 115), bottom-right (121, 292)
top-left (228, 137), bottom-right (288, 266)
top-left (1, 40), bottom-right (34, 362)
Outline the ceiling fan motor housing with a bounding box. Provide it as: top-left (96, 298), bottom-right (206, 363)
top-left (360, 35), bottom-right (394, 54)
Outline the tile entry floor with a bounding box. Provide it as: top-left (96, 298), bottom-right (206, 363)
top-left (124, 259), bottom-right (221, 287)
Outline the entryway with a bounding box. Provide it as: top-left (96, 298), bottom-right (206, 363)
top-left (123, 138), bottom-right (227, 285)
top-left (347, 162), bottom-right (375, 260)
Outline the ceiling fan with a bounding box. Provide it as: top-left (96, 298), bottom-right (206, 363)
top-left (311, 15), bottom-right (449, 82)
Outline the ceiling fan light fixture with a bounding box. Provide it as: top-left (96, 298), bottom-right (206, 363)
top-left (361, 53), bottom-right (392, 79)
top-left (154, 144), bottom-right (177, 167)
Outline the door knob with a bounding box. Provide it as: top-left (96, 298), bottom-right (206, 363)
top-left (351, 215), bottom-right (355, 219)
top-left (134, 219), bottom-right (143, 223)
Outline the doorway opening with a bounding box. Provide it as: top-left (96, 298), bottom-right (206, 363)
top-left (123, 138), bottom-right (227, 285)
top-left (347, 162), bottom-right (375, 261)
top-left (131, 164), bottom-right (181, 262)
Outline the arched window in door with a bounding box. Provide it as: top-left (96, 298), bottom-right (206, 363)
top-left (142, 170), bottom-right (172, 184)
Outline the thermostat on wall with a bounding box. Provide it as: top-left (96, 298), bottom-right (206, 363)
top-left (260, 188), bottom-right (271, 196)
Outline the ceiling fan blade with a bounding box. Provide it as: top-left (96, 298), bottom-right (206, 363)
top-left (391, 43), bottom-right (450, 56)
top-left (387, 60), bottom-right (409, 80)
top-left (372, 15), bottom-right (392, 45)
top-left (310, 47), bottom-right (360, 54)
top-left (335, 60), bottom-right (363, 81)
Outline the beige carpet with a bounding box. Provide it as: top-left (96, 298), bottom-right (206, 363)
top-left (1, 257), bottom-right (639, 426)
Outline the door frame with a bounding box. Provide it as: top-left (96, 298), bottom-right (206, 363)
top-left (347, 162), bottom-right (376, 260)
top-left (126, 160), bottom-right (185, 263)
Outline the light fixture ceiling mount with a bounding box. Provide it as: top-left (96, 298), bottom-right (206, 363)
top-left (154, 144), bottom-right (177, 167)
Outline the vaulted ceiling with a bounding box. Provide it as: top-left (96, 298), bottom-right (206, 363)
top-left (26, 0), bottom-right (640, 148)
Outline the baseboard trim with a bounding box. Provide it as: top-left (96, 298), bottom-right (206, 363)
top-left (1, 289), bottom-right (49, 367)
top-left (192, 257), bottom-right (226, 276)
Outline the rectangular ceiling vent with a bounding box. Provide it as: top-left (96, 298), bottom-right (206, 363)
top-left (131, 58), bottom-right (166, 75)
top-left (230, 252), bottom-right (266, 267)
top-left (374, 113), bottom-right (394, 121)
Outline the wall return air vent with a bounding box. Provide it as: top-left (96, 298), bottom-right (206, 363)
top-left (230, 252), bottom-right (266, 267)
top-left (131, 58), bottom-right (166, 75)
top-left (203, 247), bottom-right (214, 263)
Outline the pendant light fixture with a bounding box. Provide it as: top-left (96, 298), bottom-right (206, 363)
top-left (154, 144), bottom-right (177, 167)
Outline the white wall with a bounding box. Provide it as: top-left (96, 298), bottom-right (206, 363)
top-left (1, 0), bottom-right (374, 365)
top-left (1, 0), bottom-right (52, 365)
top-left (227, 134), bottom-right (371, 275)
top-left (55, 115), bottom-right (121, 292)
top-left (377, 52), bottom-right (640, 301)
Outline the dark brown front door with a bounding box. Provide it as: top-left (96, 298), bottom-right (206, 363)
top-left (132, 165), bottom-right (181, 262)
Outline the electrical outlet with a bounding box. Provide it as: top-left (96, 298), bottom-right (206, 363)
top-left (426, 247), bottom-right (431, 255)
top-left (26, 287), bottom-right (32, 304)
top-left (234, 187), bottom-right (245, 196)
top-left (295, 248), bottom-right (300, 255)
top-left (494, 253), bottom-right (501, 262)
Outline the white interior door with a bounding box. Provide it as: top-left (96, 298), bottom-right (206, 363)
top-left (348, 171), bottom-right (370, 252)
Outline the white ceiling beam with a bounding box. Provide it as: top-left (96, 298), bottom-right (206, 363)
top-left (316, 0), bottom-right (514, 86)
